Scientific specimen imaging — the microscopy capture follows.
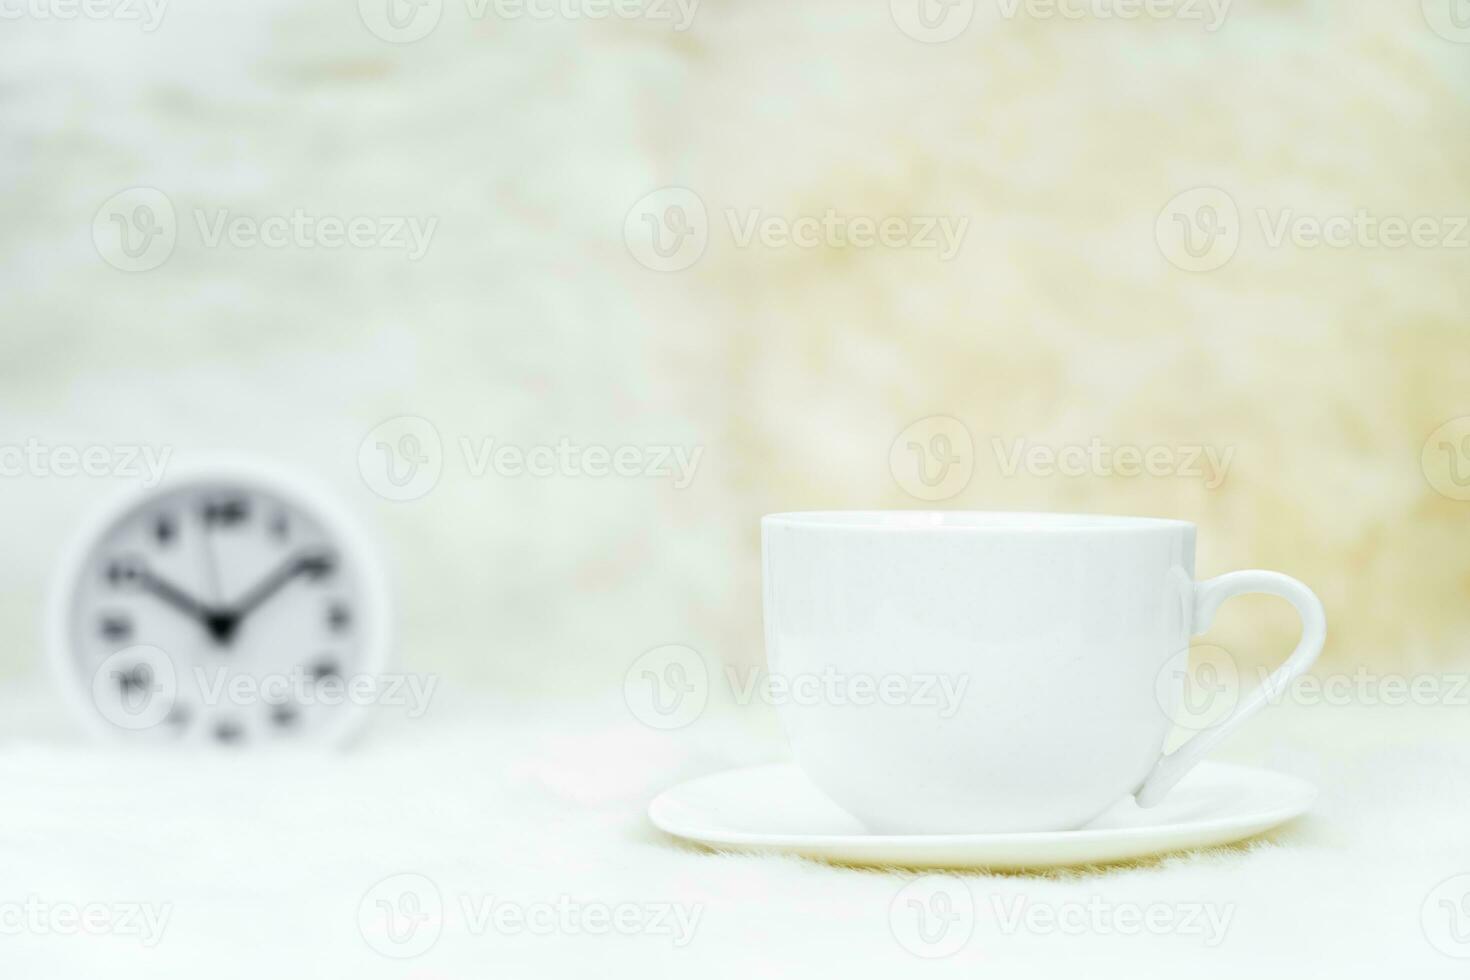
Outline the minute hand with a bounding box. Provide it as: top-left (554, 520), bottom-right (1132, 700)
top-left (228, 551), bottom-right (334, 622)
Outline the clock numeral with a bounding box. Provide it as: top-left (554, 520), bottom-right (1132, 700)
top-left (99, 613), bottom-right (133, 642)
top-left (213, 719), bottom-right (244, 744)
top-left (105, 555), bottom-right (145, 588)
top-left (153, 513), bottom-right (178, 547)
top-left (202, 498), bottom-right (250, 528)
top-left (271, 702), bottom-right (300, 728)
top-left (301, 551), bottom-right (337, 582)
top-left (268, 512), bottom-right (290, 541)
top-left (310, 657), bottom-right (341, 682)
top-left (327, 601), bottom-right (352, 633)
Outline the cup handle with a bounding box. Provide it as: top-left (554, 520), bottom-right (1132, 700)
top-left (1135, 570), bottom-right (1327, 808)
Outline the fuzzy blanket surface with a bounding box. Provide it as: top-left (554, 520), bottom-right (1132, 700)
top-left (0, 679), bottom-right (1464, 979)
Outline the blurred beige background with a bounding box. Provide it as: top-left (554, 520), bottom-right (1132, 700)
top-left (2, 0), bottom-right (1467, 695)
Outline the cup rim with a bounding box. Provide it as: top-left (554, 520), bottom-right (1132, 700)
top-left (762, 510), bottom-right (1195, 532)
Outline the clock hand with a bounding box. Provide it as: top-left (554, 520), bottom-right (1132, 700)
top-left (201, 507), bottom-right (225, 606)
top-left (224, 550), bottom-right (335, 627)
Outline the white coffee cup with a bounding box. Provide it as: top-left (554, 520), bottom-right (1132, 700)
top-left (762, 511), bottom-right (1326, 834)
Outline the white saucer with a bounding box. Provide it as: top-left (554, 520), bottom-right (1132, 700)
top-left (649, 761), bottom-right (1316, 870)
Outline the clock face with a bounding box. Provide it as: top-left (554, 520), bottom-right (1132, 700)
top-left (55, 470), bottom-right (386, 746)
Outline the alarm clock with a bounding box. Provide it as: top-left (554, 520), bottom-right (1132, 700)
top-left (47, 458), bottom-right (390, 746)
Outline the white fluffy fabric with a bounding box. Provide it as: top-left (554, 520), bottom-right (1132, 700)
top-left (0, 680), bottom-right (1464, 977)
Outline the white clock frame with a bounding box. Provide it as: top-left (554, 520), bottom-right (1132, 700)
top-left (46, 455), bottom-right (393, 747)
